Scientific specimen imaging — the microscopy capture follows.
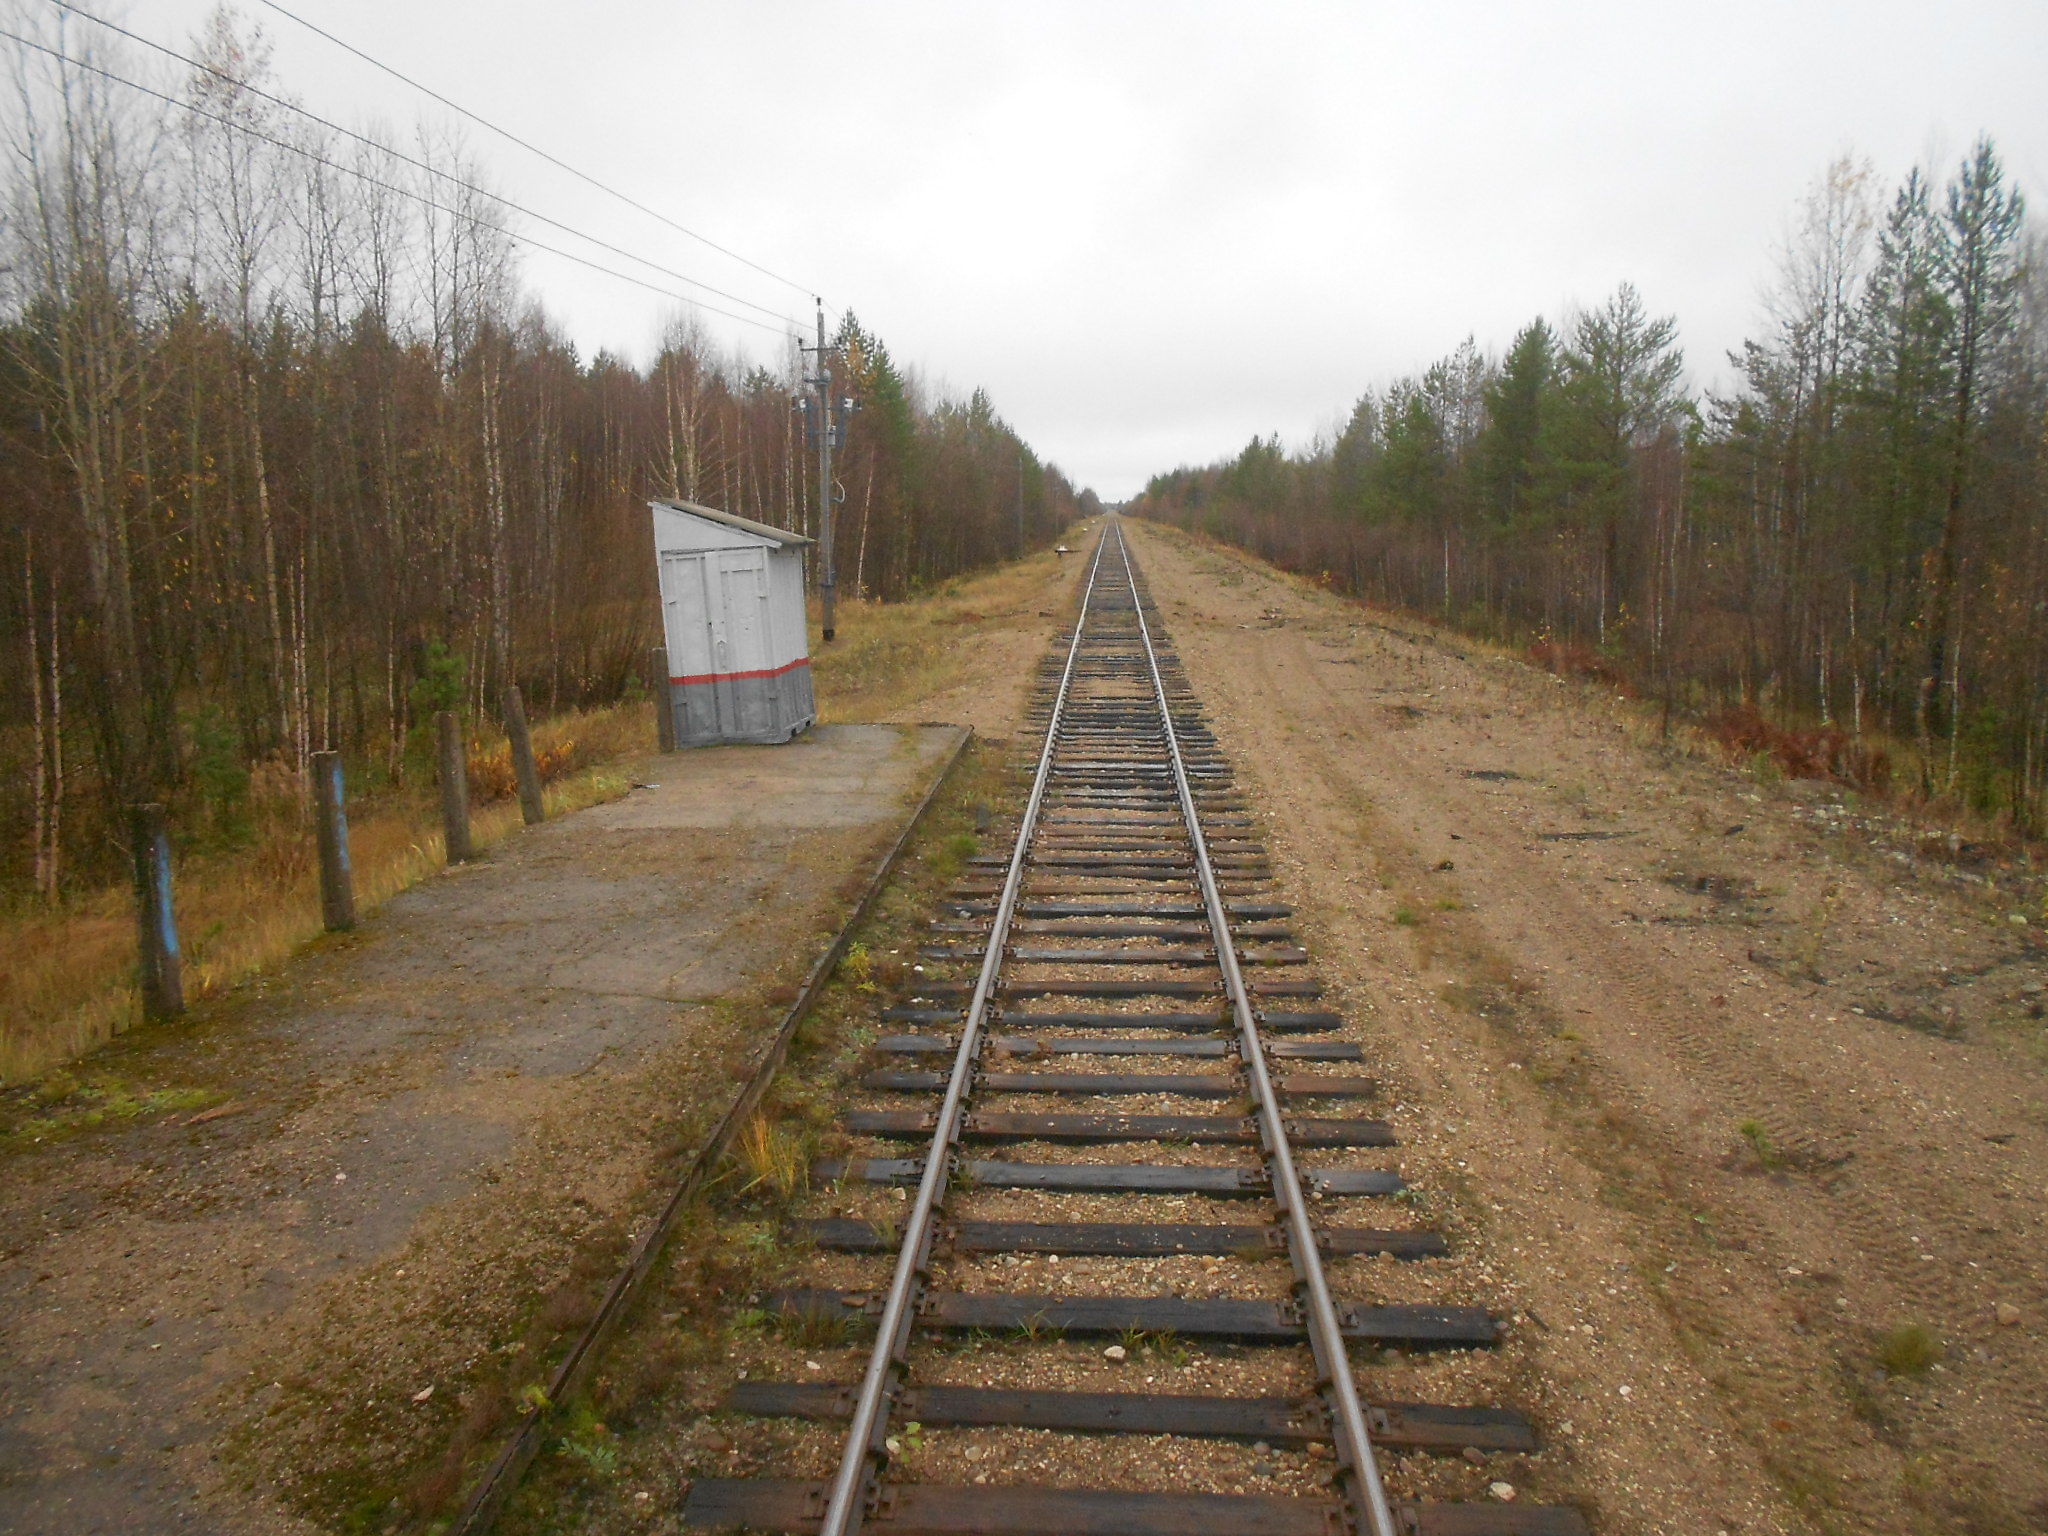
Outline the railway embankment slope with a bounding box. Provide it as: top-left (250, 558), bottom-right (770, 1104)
top-left (1123, 515), bottom-right (2048, 1534)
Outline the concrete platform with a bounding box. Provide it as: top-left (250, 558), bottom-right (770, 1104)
top-left (0, 723), bottom-right (966, 1535)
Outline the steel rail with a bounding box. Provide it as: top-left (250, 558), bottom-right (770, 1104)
top-left (817, 528), bottom-right (1115, 1536)
top-left (448, 730), bottom-right (973, 1536)
top-left (1115, 520), bottom-right (1400, 1536)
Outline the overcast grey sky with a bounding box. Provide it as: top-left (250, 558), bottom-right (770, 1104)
top-left (142, 0), bottom-right (2048, 499)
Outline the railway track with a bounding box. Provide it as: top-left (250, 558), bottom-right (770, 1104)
top-left (681, 519), bottom-right (1586, 1535)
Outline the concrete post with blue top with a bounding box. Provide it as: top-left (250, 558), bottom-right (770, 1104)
top-left (130, 803), bottom-right (184, 1020)
top-left (313, 750), bottom-right (356, 931)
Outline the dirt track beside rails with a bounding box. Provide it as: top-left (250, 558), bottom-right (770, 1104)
top-left (1125, 518), bottom-right (2048, 1534)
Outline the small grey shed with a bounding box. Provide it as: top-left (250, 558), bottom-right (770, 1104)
top-left (649, 498), bottom-right (817, 746)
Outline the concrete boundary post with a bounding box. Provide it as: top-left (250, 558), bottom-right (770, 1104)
top-left (312, 750), bottom-right (355, 931)
top-left (650, 646), bottom-right (675, 753)
top-left (503, 686), bottom-right (545, 826)
top-left (436, 710), bottom-right (473, 864)
top-left (130, 803), bottom-right (184, 1020)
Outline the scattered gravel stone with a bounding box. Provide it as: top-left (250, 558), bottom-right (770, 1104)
top-left (1489, 1481), bottom-right (1517, 1502)
top-left (1102, 1344), bottom-right (1127, 1361)
top-left (1997, 1302), bottom-right (2022, 1326)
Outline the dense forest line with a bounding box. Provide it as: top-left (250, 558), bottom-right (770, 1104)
top-left (0, 10), bottom-right (1091, 898)
top-left (1135, 145), bottom-right (2046, 831)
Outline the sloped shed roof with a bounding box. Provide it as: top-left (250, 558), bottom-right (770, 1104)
top-left (650, 497), bottom-right (814, 548)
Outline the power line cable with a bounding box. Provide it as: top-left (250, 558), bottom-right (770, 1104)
top-left (1, 27), bottom-right (800, 338)
top-left (52, 1), bottom-right (798, 327)
top-left (252, 0), bottom-right (824, 306)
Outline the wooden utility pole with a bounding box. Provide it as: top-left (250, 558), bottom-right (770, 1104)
top-left (811, 302), bottom-right (838, 641)
top-left (800, 302), bottom-right (855, 641)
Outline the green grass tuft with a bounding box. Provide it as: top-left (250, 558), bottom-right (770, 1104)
top-left (1737, 1118), bottom-right (1777, 1169)
top-left (1877, 1323), bottom-right (1940, 1377)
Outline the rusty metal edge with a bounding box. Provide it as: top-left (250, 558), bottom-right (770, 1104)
top-left (446, 723), bottom-right (976, 1536)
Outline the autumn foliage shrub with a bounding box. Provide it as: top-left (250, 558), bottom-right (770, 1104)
top-left (1704, 703), bottom-right (1891, 791)
top-left (1526, 639), bottom-right (1633, 692)
top-left (466, 735), bottom-right (581, 803)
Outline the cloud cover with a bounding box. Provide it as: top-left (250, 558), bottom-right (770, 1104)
top-left (147, 0), bottom-right (2048, 497)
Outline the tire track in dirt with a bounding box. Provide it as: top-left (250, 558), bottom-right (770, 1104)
top-left (1141, 563), bottom-right (1800, 1529)
top-left (1236, 640), bottom-right (1902, 1532)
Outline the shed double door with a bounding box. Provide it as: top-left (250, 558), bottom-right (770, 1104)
top-left (663, 546), bottom-right (779, 740)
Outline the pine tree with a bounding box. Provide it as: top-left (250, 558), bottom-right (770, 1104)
top-left (1477, 319), bottom-right (1554, 528)
top-left (1919, 138), bottom-right (2026, 755)
top-left (1546, 285), bottom-right (1685, 640)
top-left (1846, 167), bottom-right (1950, 729)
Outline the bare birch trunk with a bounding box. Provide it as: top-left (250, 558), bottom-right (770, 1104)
top-left (1849, 583), bottom-right (1863, 738)
top-left (25, 537), bottom-right (51, 900)
top-left (1818, 620), bottom-right (1831, 726)
top-left (245, 364), bottom-right (292, 763)
top-left (533, 370), bottom-right (566, 711)
top-left (293, 545), bottom-right (311, 770)
top-left (481, 351), bottom-right (511, 696)
top-left (855, 459), bottom-right (875, 598)
top-left (661, 359), bottom-right (681, 497)
top-left (47, 577), bottom-right (64, 897)
top-left (385, 612), bottom-right (402, 784)
top-left (717, 415), bottom-right (732, 511)
top-left (783, 385), bottom-right (796, 530)
top-left (1944, 585), bottom-right (1965, 795)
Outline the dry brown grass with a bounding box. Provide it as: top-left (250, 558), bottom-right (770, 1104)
top-left (2, 536), bottom-right (1089, 1089)
top-left (0, 702), bottom-right (650, 1087)
top-left (806, 528), bottom-right (1088, 723)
